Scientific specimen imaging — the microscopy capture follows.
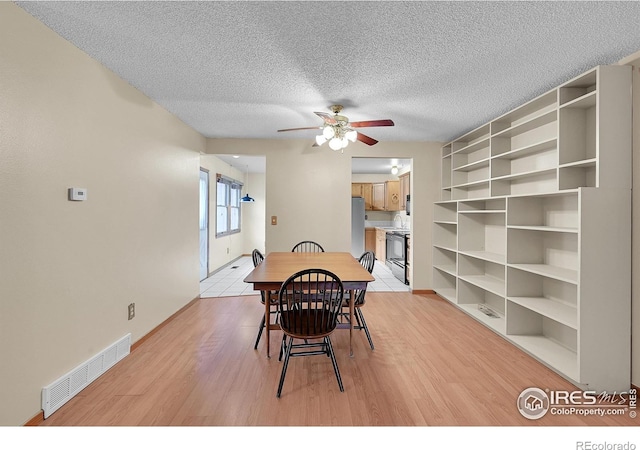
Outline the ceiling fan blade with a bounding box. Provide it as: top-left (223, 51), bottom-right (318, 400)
top-left (356, 132), bottom-right (378, 146)
top-left (349, 119), bottom-right (395, 128)
top-left (314, 112), bottom-right (337, 125)
top-left (277, 126), bottom-right (322, 132)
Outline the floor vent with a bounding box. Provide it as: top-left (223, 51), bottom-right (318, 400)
top-left (42, 333), bottom-right (131, 418)
top-left (478, 304), bottom-right (500, 318)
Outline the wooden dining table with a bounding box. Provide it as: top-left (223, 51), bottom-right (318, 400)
top-left (243, 251), bottom-right (375, 358)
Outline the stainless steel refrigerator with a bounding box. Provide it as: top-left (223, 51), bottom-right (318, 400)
top-left (351, 197), bottom-right (365, 257)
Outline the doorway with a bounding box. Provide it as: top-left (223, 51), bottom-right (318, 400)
top-left (199, 168), bottom-right (209, 281)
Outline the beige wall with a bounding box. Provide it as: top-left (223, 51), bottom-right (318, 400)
top-left (241, 172), bottom-right (267, 255)
top-left (207, 138), bottom-right (442, 290)
top-left (0, 3), bottom-right (205, 425)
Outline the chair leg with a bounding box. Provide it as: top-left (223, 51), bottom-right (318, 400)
top-left (325, 336), bottom-right (344, 392)
top-left (278, 334), bottom-right (287, 361)
top-left (357, 308), bottom-right (375, 351)
top-left (253, 314), bottom-right (266, 350)
top-left (277, 337), bottom-right (294, 398)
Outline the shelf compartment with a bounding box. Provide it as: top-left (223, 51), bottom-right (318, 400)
top-left (457, 280), bottom-right (505, 334)
top-left (450, 124), bottom-right (491, 152)
top-left (441, 153), bottom-right (452, 190)
top-left (508, 225), bottom-right (577, 233)
top-left (458, 278), bottom-right (505, 314)
top-left (458, 198), bottom-right (505, 213)
top-left (507, 192), bottom-right (578, 229)
top-left (442, 144), bottom-right (452, 158)
top-left (458, 250), bottom-right (504, 265)
top-left (492, 112), bottom-right (558, 161)
top-left (458, 208), bottom-right (505, 258)
top-left (434, 201), bottom-right (458, 223)
top-left (433, 222), bottom-right (457, 251)
top-left (507, 228), bottom-right (578, 283)
top-left (506, 301), bottom-right (578, 381)
top-left (559, 69), bottom-right (596, 106)
top-left (451, 180), bottom-right (491, 200)
top-left (507, 263), bottom-right (577, 285)
top-left (508, 296), bottom-right (577, 330)
top-left (433, 268), bottom-right (457, 303)
top-left (454, 157), bottom-right (490, 173)
top-left (559, 102), bottom-right (596, 166)
top-left (458, 253), bottom-right (505, 297)
top-left (491, 136), bottom-right (557, 159)
top-left (492, 149), bottom-right (557, 181)
top-left (453, 137), bottom-right (490, 156)
top-left (507, 266), bottom-right (577, 329)
top-left (452, 137), bottom-right (490, 178)
top-left (559, 163), bottom-right (597, 190)
top-left (452, 161), bottom-right (490, 187)
top-left (433, 247), bottom-right (457, 277)
top-left (491, 168), bottom-right (558, 197)
top-left (561, 90), bottom-right (596, 110)
top-left (507, 334), bottom-right (579, 383)
top-left (491, 90), bottom-right (558, 134)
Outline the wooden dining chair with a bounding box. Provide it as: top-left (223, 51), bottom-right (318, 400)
top-left (251, 249), bottom-right (278, 350)
top-left (291, 240), bottom-right (325, 253)
top-left (276, 268), bottom-right (344, 397)
top-left (339, 250), bottom-right (376, 350)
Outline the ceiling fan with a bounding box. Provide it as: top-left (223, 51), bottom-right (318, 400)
top-left (277, 105), bottom-right (394, 151)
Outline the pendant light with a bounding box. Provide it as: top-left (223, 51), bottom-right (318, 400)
top-left (241, 164), bottom-right (254, 202)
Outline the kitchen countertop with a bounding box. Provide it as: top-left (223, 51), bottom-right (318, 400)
top-left (374, 226), bottom-right (411, 234)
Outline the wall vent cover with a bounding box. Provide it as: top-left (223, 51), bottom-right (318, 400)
top-left (41, 333), bottom-right (131, 418)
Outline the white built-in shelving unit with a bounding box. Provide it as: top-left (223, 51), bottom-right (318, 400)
top-left (433, 65), bottom-right (632, 392)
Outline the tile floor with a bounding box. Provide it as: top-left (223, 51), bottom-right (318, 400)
top-left (200, 255), bottom-right (410, 298)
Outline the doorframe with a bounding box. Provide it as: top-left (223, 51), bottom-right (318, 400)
top-left (199, 167), bottom-right (210, 281)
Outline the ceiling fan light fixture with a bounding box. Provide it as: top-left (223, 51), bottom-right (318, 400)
top-left (277, 105), bottom-right (394, 150)
top-left (322, 125), bottom-right (335, 139)
top-left (329, 137), bottom-right (342, 151)
top-left (315, 135), bottom-right (327, 146)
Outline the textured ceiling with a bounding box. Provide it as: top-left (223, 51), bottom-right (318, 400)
top-left (15, 1), bottom-right (640, 146)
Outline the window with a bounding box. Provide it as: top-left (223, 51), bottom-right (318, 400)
top-left (216, 174), bottom-right (242, 237)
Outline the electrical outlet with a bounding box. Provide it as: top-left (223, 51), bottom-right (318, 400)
top-left (128, 303), bottom-right (135, 320)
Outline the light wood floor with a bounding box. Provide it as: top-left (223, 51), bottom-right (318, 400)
top-left (40, 292), bottom-right (636, 426)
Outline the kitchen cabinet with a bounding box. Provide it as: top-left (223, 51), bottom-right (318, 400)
top-left (399, 172), bottom-right (410, 210)
top-left (365, 228), bottom-right (376, 254)
top-left (371, 183), bottom-right (385, 210)
top-left (433, 65), bottom-right (631, 392)
top-left (375, 228), bottom-right (386, 262)
top-left (352, 183), bottom-right (373, 210)
top-left (372, 181), bottom-right (400, 212)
